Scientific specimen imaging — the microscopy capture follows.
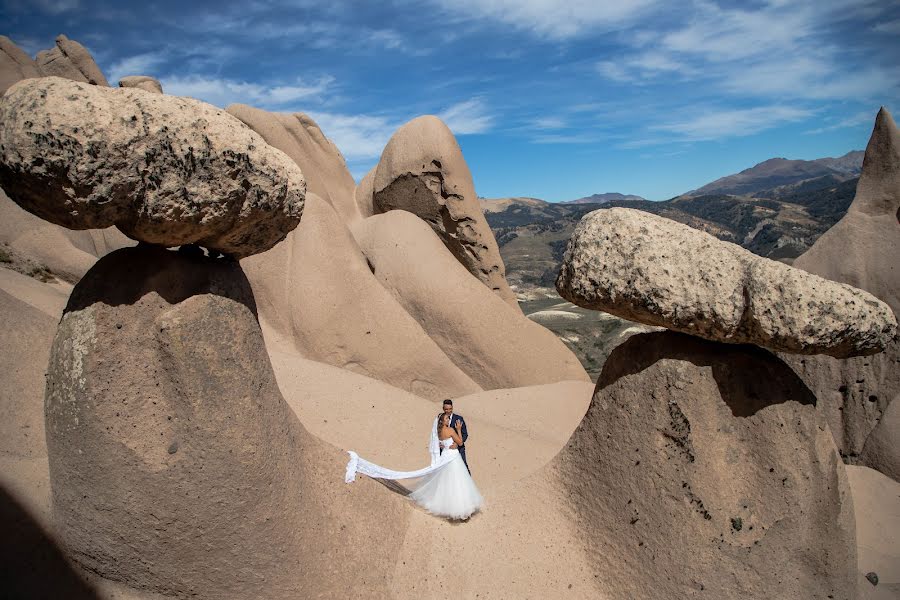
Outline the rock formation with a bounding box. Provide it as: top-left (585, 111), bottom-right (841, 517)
top-left (0, 188), bottom-right (132, 282)
top-left (227, 104), bottom-right (360, 224)
top-left (117, 75), bottom-right (162, 94)
top-left (0, 36), bottom-right (42, 95)
top-left (372, 116), bottom-right (520, 311)
top-left (548, 331), bottom-right (857, 599)
top-left (0, 77), bottom-right (305, 258)
top-left (45, 245), bottom-right (410, 598)
top-left (354, 166), bottom-right (376, 219)
top-left (859, 399), bottom-right (900, 484)
top-left (242, 193), bottom-right (481, 399)
top-left (557, 207), bottom-right (896, 357)
top-left (35, 35), bottom-right (108, 87)
top-left (353, 210), bottom-right (589, 389)
top-left (784, 108), bottom-right (900, 474)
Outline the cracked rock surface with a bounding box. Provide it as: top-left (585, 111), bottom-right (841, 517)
top-left (557, 206), bottom-right (897, 357)
top-left (0, 77), bottom-right (305, 258)
top-left (551, 331), bottom-right (856, 600)
top-left (372, 115), bottom-right (519, 311)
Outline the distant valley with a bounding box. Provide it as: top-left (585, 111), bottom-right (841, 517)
top-left (484, 151), bottom-right (863, 380)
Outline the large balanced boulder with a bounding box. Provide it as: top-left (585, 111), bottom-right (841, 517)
top-left (783, 108), bottom-right (900, 475)
top-left (373, 116), bottom-right (520, 311)
top-left (242, 193), bottom-right (480, 399)
top-left (0, 36), bottom-right (42, 95)
top-left (117, 75), bottom-right (162, 94)
top-left (0, 77), bottom-right (305, 258)
top-left (35, 35), bottom-right (108, 87)
top-left (45, 245), bottom-right (411, 598)
top-left (227, 104), bottom-right (360, 224)
top-left (353, 210), bottom-right (589, 389)
top-left (548, 331), bottom-right (857, 599)
top-left (557, 206), bottom-right (897, 357)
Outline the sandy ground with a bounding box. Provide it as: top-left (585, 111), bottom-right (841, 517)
top-left (2, 269), bottom-right (898, 599)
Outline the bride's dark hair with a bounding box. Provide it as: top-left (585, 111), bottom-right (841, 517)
top-left (436, 412), bottom-right (448, 437)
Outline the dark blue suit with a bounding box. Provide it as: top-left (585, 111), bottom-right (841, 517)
top-left (448, 413), bottom-right (469, 473)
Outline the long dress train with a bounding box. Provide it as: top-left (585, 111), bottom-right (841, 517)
top-left (345, 438), bottom-right (483, 520)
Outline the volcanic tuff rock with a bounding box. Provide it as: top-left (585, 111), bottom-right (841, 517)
top-left (0, 36), bottom-right (42, 95)
top-left (117, 75), bottom-right (162, 93)
top-left (859, 399), bottom-right (900, 482)
top-left (227, 104), bottom-right (361, 224)
top-left (35, 35), bottom-right (108, 87)
top-left (557, 207), bottom-right (897, 357)
top-left (373, 115), bottom-right (520, 311)
top-left (353, 210), bottom-right (589, 389)
top-left (550, 332), bottom-right (857, 599)
top-left (44, 245), bottom-right (410, 598)
top-left (784, 108), bottom-right (900, 475)
top-left (0, 77), bottom-right (305, 258)
top-left (242, 193), bottom-right (480, 399)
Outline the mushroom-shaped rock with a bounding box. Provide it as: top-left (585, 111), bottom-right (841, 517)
top-left (548, 332), bottom-right (857, 599)
top-left (35, 35), bottom-right (108, 86)
top-left (227, 104), bottom-right (360, 224)
top-left (0, 77), bottom-right (305, 258)
top-left (373, 115), bottom-right (520, 311)
top-left (117, 75), bottom-right (162, 94)
top-left (44, 245), bottom-right (410, 597)
top-left (0, 36), bottom-right (42, 95)
top-left (557, 207), bottom-right (897, 357)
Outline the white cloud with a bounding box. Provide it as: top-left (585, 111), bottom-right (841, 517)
top-left (803, 110), bottom-right (875, 135)
top-left (107, 52), bottom-right (168, 84)
top-left (303, 111), bottom-right (397, 161)
top-left (438, 98), bottom-right (494, 134)
top-left (531, 116), bottom-right (567, 129)
top-left (655, 106), bottom-right (814, 141)
top-left (428, 0), bottom-right (660, 39)
top-left (873, 19), bottom-right (900, 34)
top-left (161, 75), bottom-right (333, 110)
top-left (33, 0), bottom-right (79, 14)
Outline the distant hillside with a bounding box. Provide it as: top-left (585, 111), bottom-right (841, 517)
top-left (484, 178), bottom-right (857, 290)
top-left (687, 151), bottom-right (863, 197)
top-left (561, 192), bottom-right (646, 204)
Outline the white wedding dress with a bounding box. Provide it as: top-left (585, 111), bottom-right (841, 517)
top-left (345, 437), bottom-right (484, 520)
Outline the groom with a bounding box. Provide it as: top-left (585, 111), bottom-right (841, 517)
top-left (442, 399), bottom-right (469, 473)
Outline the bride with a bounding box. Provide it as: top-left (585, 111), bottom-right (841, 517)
top-left (344, 412), bottom-right (484, 520)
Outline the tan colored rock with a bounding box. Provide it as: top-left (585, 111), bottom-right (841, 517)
top-left (242, 193), bottom-right (480, 400)
top-left (117, 75), bottom-right (162, 94)
top-left (0, 77), bottom-right (305, 258)
top-left (859, 395), bottom-right (900, 482)
top-left (0, 188), bottom-right (132, 282)
top-left (45, 245), bottom-right (411, 598)
top-left (35, 35), bottom-right (108, 86)
top-left (353, 210), bottom-right (589, 389)
top-left (0, 36), bottom-right (42, 95)
top-left (355, 166), bottom-right (376, 219)
top-left (0, 289), bottom-right (55, 462)
top-left (227, 104), bottom-right (360, 224)
top-left (846, 466), bottom-right (900, 598)
top-left (558, 207), bottom-right (897, 357)
top-left (548, 331), bottom-right (857, 599)
top-left (373, 116), bottom-right (519, 311)
top-left (784, 108), bottom-right (900, 474)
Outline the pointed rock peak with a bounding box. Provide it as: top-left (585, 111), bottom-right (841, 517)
top-left (852, 106), bottom-right (900, 217)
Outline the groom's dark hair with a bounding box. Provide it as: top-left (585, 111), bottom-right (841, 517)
top-left (442, 399), bottom-right (453, 407)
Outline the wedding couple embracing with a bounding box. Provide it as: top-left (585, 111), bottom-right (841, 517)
top-left (344, 399), bottom-right (484, 520)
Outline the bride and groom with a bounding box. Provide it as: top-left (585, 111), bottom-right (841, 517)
top-left (345, 399), bottom-right (484, 520)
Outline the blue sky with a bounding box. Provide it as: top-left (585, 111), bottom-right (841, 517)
top-left (3, 0), bottom-right (899, 201)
